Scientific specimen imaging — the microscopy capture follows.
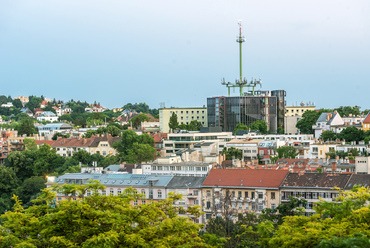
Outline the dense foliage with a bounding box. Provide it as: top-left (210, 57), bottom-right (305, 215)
top-left (0, 181), bottom-right (212, 247)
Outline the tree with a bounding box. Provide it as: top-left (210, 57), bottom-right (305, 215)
top-left (0, 181), bottom-right (210, 247)
top-left (319, 130), bottom-right (337, 141)
top-left (178, 120), bottom-right (204, 131)
top-left (17, 118), bottom-right (37, 136)
top-left (334, 106), bottom-right (361, 117)
top-left (72, 150), bottom-right (92, 165)
top-left (275, 146), bottom-right (298, 159)
top-left (59, 114), bottom-right (73, 122)
top-left (24, 138), bottom-right (38, 151)
top-left (0, 166), bottom-right (20, 213)
top-left (233, 123), bottom-right (249, 134)
top-left (168, 112), bottom-right (179, 131)
top-left (129, 113), bottom-right (150, 129)
top-left (4, 150), bottom-right (36, 181)
top-left (25, 96), bottom-right (43, 113)
top-left (338, 126), bottom-right (364, 142)
top-left (296, 110), bottom-right (321, 134)
top-left (113, 130), bottom-right (156, 163)
top-left (268, 186), bottom-right (370, 247)
top-left (12, 99), bottom-right (23, 109)
top-left (107, 125), bottom-right (121, 137)
top-left (220, 147), bottom-right (243, 160)
top-left (52, 132), bottom-right (70, 140)
top-left (12, 176), bottom-right (46, 208)
top-left (250, 120), bottom-right (268, 134)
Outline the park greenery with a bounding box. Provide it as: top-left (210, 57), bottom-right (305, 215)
top-left (319, 128), bottom-right (370, 144)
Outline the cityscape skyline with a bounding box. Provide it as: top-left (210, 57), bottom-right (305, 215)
top-left (1, 0), bottom-right (369, 109)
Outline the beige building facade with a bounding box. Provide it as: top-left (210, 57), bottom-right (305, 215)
top-left (159, 107), bottom-right (207, 133)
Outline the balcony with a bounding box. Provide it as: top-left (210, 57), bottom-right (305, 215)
top-left (186, 193), bottom-right (198, 199)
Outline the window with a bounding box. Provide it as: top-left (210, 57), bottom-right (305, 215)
top-left (152, 166), bottom-right (156, 171)
top-left (202, 167), bottom-right (208, 171)
top-left (207, 190), bottom-right (211, 197)
top-left (238, 203), bottom-right (242, 209)
top-left (142, 200), bottom-right (146, 205)
top-left (206, 201), bottom-right (211, 209)
top-left (110, 190), bottom-right (114, 196)
top-left (258, 204), bottom-right (263, 210)
top-left (232, 191), bottom-right (235, 197)
top-left (158, 190), bottom-right (162, 198)
top-left (271, 204), bottom-right (276, 209)
top-left (197, 111), bottom-right (199, 114)
top-left (252, 204), bottom-right (256, 210)
top-left (117, 190), bottom-right (122, 195)
top-left (102, 190), bottom-right (106, 196)
top-left (196, 167), bottom-right (201, 171)
top-left (245, 192), bottom-right (248, 198)
top-left (141, 189), bottom-right (146, 197)
top-left (181, 111), bottom-right (183, 114)
top-left (271, 192), bottom-right (275, 199)
top-left (232, 203), bottom-right (236, 209)
top-left (238, 191), bottom-right (242, 198)
top-left (251, 192), bottom-right (255, 199)
top-left (134, 200), bottom-right (138, 206)
top-left (176, 166), bottom-right (181, 171)
top-left (258, 193), bottom-right (263, 199)
top-left (157, 166), bottom-right (163, 171)
top-left (194, 190), bottom-right (199, 196)
top-left (170, 166), bottom-right (175, 170)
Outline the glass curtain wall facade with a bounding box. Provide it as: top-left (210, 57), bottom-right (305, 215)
top-left (208, 90), bottom-right (285, 133)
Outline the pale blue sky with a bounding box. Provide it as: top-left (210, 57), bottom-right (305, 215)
top-left (1, 0), bottom-right (369, 109)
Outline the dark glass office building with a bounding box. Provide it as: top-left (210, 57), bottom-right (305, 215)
top-left (207, 90), bottom-right (286, 132)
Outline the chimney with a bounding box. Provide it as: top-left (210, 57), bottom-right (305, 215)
top-left (331, 162), bottom-right (337, 172)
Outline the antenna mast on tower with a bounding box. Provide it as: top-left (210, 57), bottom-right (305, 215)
top-left (221, 20), bottom-right (262, 96)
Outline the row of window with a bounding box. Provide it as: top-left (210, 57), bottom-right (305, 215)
top-left (282, 192), bottom-right (338, 199)
top-left (207, 190), bottom-right (276, 200)
top-left (205, 201), bottom-right (275, 211)
top-left (170, 110), bottom-right (205, 115)
top-left (152, 166), bottom-right (208, 172)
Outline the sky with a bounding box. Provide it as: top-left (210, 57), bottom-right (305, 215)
top-left (1, 0), bottom-right (370, 110)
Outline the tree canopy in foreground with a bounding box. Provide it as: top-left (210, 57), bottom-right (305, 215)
top-left (0, 181), bottom-right (216, 248)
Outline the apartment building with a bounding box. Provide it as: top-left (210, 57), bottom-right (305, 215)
top-left (159, 107), bottom-right (207, 133)
top-left (280, 173), bottom-right (352, 216)
top-left (201, 169), bottom-right (288, 222)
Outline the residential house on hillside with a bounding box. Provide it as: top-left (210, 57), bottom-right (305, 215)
top-left (201, 169), bottom-right (288, 222)
top-left (37, 111), bottom-right (58, 122)
top-left (20, 108), bottom-right (33, 117)
top-left (37, 123), bottom-right (73, 136)
top-left (363, 112), bottom-right (370, 132)
top-left (88, 134), bottom-right (121, 156)
top-left (312, 111), bottom-right (344, 138)
top-left (280, 173), bottom-right (351, 216)
top-left (1, 102), bottom-right (13, 108)
top-left (51, 134), bottom-right (121, 157)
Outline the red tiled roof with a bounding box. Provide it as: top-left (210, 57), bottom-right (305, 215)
top-left (151, 133), bottom-right (167, 143)
top-left (364, 112), bottom-right (370, 123)
top-left (203, 169), bottom-right (288, 188)
top-left (51, 137), bottom-right (96, 147)
top-left (35, 140), bottom-right (55, 146)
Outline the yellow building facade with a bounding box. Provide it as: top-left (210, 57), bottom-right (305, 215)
top-left (159, 107), bottom-right (207, 133)
top-left (285, 106), bottom-right (316, 117)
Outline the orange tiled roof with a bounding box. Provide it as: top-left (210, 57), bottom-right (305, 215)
top-left (364, 112), bottom-right (370, 123)
top-left (51, 137), bottom-right (96, 147)
top-left (203, 169), bottom-right (288, 188)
